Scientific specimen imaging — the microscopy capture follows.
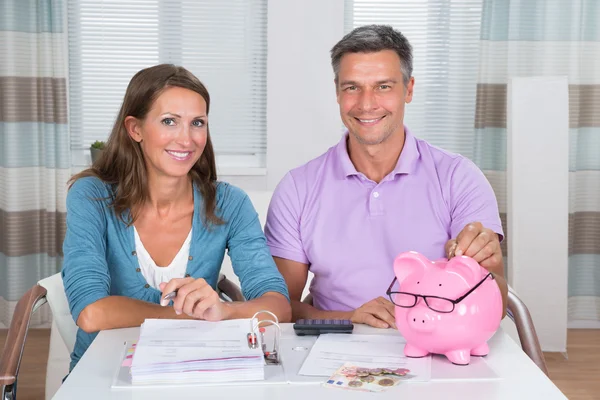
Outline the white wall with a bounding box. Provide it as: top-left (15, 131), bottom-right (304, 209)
top-left (265, 0), bottom-right (346, 189)
top-left (220, 0), bottom-right (346, 192)
top-left (507, 76), bottom-right (569, 352)
top-left (220, 0), bottom-right (345, 297)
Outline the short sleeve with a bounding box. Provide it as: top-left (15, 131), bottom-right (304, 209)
top-left (448, 158), bottom-right (504, 241)
top-left (224, 186), bottom-right (290, 301)
top-left (264, 172), bottom-right (309, 264)
top-left (62, 178), bottom-right (111, 324)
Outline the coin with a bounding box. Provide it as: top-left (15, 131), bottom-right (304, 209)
top-left (357, 370), bottom-right (370, 377)
top-left (369, 368), bottom-right (383, 375)
top-left (382, 368), bottom-right (393, 375)
top-left (360, 375), bottom-right (375, 383)
top-left (392, 368), bottom-right (410, 376)
top-left (348, 380), bottom-right (363, 387)
top-left (378, 378), bottom-right (396, 387)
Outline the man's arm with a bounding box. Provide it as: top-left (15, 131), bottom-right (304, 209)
top-left (273, 257), bottom-right (396, 328)
top-left (445, 157), bottom-right (508, 318)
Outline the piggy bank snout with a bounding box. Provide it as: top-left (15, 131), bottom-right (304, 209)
top-left (406, 306), bottom-right (437, 333)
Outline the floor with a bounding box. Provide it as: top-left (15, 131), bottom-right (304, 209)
top-left (1, 329), bottom-right (599, 399)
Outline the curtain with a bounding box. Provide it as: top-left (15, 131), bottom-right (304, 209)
top-left (476, 0), bottom-right (600, 323)
top-left (0, 0), bottom-right (70, 328)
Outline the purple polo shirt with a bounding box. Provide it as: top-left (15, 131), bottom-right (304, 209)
top-left (265, 127), bottom-right (503, 312)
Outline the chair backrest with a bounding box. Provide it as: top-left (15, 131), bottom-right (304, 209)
top-left (38, 273), bottom-right (78, 353)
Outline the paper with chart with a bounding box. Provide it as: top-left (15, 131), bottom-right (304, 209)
top-left (298, 334), bottom-right (432, 381)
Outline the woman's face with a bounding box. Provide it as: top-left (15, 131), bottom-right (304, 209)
top-left (126, 86), bottom-right (208, 180)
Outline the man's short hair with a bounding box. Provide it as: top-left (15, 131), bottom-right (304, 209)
top-left (330, 24), bottom-right (413, 85)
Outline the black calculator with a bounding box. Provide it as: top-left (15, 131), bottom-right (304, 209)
top-left (293, 319), bottom-right (354, 336)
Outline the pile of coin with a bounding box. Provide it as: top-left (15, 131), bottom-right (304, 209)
top-left (345, 367), bottom-right (410, 388)
top-left (355, 367), bottom-right (409, 377)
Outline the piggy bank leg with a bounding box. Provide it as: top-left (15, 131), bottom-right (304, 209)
top-left (404, 343), bottom-right (430, 358)
top-left (445, 349), bottom-right (470, 365)
top-left (470, 342), bottom-right (489, 357)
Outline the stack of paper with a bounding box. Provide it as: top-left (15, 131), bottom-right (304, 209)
top-left (130, 318), bottom-right (265, 385)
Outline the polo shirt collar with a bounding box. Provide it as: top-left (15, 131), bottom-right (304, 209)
top-left (334, 126), bottom-right (420, 179)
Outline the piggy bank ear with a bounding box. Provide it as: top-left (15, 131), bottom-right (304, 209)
top-left (444, 256), bottom-right (485, 284)
top-left (393, 251), bottom-right (429, 285)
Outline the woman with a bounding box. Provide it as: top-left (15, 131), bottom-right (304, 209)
top-left (62, 64), bottom-right (291, 371)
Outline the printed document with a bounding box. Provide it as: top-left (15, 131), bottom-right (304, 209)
top-left (298, 334), bottom-right (431, 381)
top-left (130, 318), bottom-right (264, 384)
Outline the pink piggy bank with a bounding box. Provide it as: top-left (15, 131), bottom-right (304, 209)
top-left (388, 251), bottom-right (503, 365)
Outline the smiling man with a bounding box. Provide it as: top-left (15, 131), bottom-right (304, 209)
top-left (265, 25), bottom-right (508, 329)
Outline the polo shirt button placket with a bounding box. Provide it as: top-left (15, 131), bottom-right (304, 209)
top-left (370, 188), bottom-right (384, 216)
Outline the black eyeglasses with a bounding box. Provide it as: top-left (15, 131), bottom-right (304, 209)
top-left (386, 272), bottom-right (494, 313)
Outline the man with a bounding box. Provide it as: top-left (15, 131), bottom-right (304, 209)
top-left (265, 24), bottom-right (508, 328)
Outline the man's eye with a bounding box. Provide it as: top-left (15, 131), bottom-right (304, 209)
top-left (192, 119), bottom-right (205, 128)
top-left (380, 85), bottom-right (391, 90)
top-left (162, 118), bottom-right (175, 126)
top-left (345, 86), bottom-right (357, 91)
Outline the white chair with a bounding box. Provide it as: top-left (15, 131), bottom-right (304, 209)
top-left (0, 273), bottom-right (242, 400)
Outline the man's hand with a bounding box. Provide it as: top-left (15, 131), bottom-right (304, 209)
top-left (350, 297), bottom-right (397, 329)
top-left (446, 221), bottom-right (508, 318)
top-left (159, 277), bottom-right (229, 321)
top-left (445, 222), bottom-right (502, 272)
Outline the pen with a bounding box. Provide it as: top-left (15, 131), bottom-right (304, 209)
top-left (163, 290), bottom-right (178, 301)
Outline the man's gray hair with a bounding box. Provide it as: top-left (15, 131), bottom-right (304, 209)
top-left (330, 25), bottom-right (413, 86)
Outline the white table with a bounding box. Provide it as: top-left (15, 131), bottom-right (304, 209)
top-left (54, 324), bottom-right (567, 399)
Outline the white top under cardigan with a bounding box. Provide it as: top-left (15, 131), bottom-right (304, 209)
top-left (133, 226), bottom-right (192, 289)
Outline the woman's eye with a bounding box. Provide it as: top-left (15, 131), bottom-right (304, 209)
top-left (192, 119), bottom-right (205, 128)
top-left (162, 118), bottom-right (175, 126)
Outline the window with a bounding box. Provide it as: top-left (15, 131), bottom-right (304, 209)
top-left (67, 0), bottom-right (267, 171)
top-left (345, 0), bottom-right (484, 159)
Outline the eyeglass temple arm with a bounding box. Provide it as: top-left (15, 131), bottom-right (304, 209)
top-left (453, 273), bottom-right (494, 304)
top-left (386, 277), bottom-right (397, 294)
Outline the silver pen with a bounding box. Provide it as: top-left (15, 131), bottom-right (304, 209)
top-left (162, 290), bottom-right (178, 301)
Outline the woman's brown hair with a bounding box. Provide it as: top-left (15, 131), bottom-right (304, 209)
top-left (69, 64), bottom-right (223, 226)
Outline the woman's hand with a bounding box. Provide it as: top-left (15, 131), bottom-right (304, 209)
top-left (159, 277), bottom-right (229, 321)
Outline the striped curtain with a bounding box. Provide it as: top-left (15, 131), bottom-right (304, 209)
top-left (475, 0), bottom-right (600, 323)
top-left (0, 1), bottom-right (69, 328)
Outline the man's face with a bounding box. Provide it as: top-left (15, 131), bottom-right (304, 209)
top-left (336, 50), bottom-right (414, 146)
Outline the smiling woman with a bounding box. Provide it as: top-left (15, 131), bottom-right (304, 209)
top-left (61, 64), bottom-right (291, 372)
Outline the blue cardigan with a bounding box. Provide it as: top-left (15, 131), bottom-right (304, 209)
top-left (62, 177), bottom-right (290, 371)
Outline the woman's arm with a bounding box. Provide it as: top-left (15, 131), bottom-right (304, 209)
top-left (76, 296), bottom-right (190, 333)
top-left (159, 278), bottom-right (291, 323)
top-left (225, 187), bottom-right (292, 322)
